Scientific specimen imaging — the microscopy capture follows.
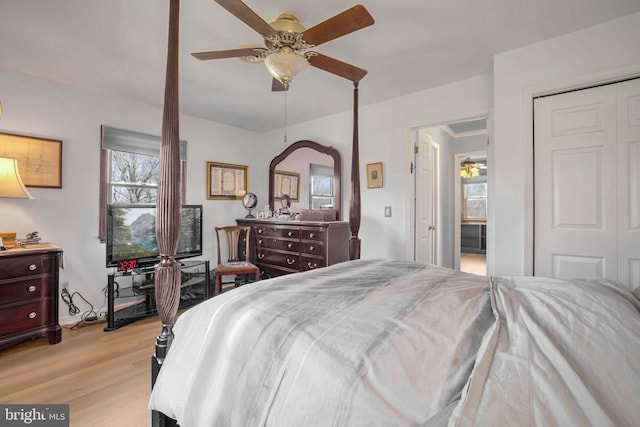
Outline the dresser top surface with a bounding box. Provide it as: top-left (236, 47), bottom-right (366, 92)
top-left (237, 219), bottom-right (348, 227)
top-left (0, 243), bottom-right (62, 258)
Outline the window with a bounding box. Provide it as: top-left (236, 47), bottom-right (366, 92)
top-left (309, 164), bottom-right (334, 209)
top-left (99, 126), bottom-right (187, 240)
top-left (462, 178), bottom-right (487, 221)
top-left (109, 150), bottom-right (159, 204)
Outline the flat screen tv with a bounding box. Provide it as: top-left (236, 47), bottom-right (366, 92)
top-left (106, 204), bottom-right (203, 270)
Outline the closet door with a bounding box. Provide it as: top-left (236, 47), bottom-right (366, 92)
top-left (618, 79), bottom-right (640, 287)
top-left (534, 78), bottom-right (640, 287)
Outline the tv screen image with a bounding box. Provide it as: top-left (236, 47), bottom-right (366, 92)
top-left (106, 205), bottom-right (203, 268)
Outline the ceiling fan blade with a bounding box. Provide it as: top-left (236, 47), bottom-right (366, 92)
top-left (272, 78), bottom-right (288, 92)
top-left (308, 53), bottom-right (368, 83)
top-left (192, 47), bottom-right (263, 60)
top-left (213, 0), bottom-right (277, 38)
top-left (302, 5), bottom-right (374, 47)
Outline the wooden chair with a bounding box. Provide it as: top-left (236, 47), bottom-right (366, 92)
top-left (214, 226), bottom-right (260, 296)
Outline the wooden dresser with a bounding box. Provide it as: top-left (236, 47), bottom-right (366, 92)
top-left (236, 219), bottom-right (349, 279)
top-left (0, 244), bottom-right (63, 350)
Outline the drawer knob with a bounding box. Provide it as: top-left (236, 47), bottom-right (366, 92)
top-left (258, 229), bottom-right (263, 234)
top-left (309, 233), bottom-right (315, 238)
top-left (28, 285), bottom-right (37, 292)
top-left (258, 253), bottom-right (265, 260)
top-left (287, 243), bottom-right (293, 249)
top-left (308, 262), bottom-right (318, 269)
top-left (287, 231), bottom-right (293, 237)
top-left (309, 245), bottom-right (315, 252)
top-left (28, 312), bottom-right (37, 319)
top-left (258, 239), bottom-right (263, 245)
top-left (286, 258), bottom-right (295, 265)
top-left (28, 264), bottom-right (38, 271)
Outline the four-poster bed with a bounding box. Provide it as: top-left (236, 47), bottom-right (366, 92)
top-left (149, 1), bottom-right (640, 426)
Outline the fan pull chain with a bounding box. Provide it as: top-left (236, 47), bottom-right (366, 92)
top-left (283, 90), bottom-right (288, 144)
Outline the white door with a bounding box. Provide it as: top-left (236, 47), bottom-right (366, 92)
top-left (415, 133), bottom-right (439, 264)
top-left (617, 79), bottom-right (640, 287)
top-left (534, 78), bottom-right (640, 287)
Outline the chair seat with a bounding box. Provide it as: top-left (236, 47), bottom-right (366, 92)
top-left (216, 262), bottom-right (260, 276)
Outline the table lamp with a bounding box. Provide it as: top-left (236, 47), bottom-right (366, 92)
top-left (0, 156), bottom-right (32, 249)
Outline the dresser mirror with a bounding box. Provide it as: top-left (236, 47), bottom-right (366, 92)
top-left (269, 140), bottom-right (342, 220)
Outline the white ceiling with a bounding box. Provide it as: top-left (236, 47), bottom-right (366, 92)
top-left (2, 1), bottom-right (640, 132)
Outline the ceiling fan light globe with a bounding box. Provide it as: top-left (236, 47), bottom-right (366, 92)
top-left (264, 50), bottom-right (309, 86)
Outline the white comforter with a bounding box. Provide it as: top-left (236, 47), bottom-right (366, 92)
top-left (149, 259), bottom-right (640, 427)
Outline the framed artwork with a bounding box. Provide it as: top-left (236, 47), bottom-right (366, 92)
top-left (0, 132), bottom-right (63, 188)
top-left (274, 170), bottom-right (300, 201)
top-left (206, 161), bottom-right (248, 200)
top-left (366, 162), bottom-right (383, 189)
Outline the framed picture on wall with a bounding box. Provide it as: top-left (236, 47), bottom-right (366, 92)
top-left (206, 161), bottom-right (248, 200)
top-left (366, 162), bottom-right (383, 189)
top-left (0, 132), bottom-right (63, 188)
top-left (274, 170), bottom-right (300, 201)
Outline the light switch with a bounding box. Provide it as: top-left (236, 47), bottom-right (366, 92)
top-left (384, 206), bottom-right (392, 217)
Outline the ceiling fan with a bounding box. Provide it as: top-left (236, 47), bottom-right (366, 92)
top-left (192, 0), bottom-right (375, 91)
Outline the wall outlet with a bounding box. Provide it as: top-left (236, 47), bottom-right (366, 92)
top-left (384, 206), bottom-right (392, 217)
top-left (61, 281), bottom-right (69, 290)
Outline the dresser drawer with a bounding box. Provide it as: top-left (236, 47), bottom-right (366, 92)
top-left (258, 264), bottom-right (294, 280)
top-left (254, 225), bottom-right (300, 239)
top-left (0, 277), bottom-right (53, 305)
top-left (256, 249), bottom-right (300, 270)
top-left (300, 227), bottom-right (325, 241)
top-left (301, 241), bottom-right (324, 256)
top-left (1, 254), bottom-right (56, 280)
top-left (256, 236), bottom-right (299, 252)
top-left (301, 256), bottom-right (325, 271)
top-left (0, 300), bottom-right (52, 336)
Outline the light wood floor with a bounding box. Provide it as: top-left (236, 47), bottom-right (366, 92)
top-left (0, 316), bottom-right (160, 426)
top-left (461, 252), bottom-right (486, 276)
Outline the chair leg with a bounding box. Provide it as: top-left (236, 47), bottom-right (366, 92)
top-left (215, 274), bottom-right (221, 296)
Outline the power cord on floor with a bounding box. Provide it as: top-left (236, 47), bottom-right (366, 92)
top-left (61, 288), bottom-right (100, 329)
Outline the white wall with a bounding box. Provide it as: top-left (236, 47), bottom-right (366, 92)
top-left (492, 11), bottom-right (640, 276)
top-left (0, 68), bottom-right (267, 324)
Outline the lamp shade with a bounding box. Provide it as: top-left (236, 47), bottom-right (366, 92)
top-left (0, 157), bottom-right (33, 199)
top-left (264, 47), bottom-right (309, 88)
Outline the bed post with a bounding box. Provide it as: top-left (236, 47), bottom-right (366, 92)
top-left (349, 81), bottom-right (361, 260)
top-left (151, 0), bottom-right (181, 426)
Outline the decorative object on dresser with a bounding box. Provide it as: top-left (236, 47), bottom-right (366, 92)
top-left (0, 244), bottom-right (63, 350)
top-left (236, 218), bottom-right (349, 279)
top-left (241, 192), bottom-right (258, 218)
top-left (213, 226), bottom-right (260, 295)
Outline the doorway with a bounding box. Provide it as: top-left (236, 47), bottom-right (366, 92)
top-left (410, 116), bottom-right (488, 271)
top-left (457, 153), bottom-right (488, 275)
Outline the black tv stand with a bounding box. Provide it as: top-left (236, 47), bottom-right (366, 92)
top-left (105, 260), bottom-right (210, 331)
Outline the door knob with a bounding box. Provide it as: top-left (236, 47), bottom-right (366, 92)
top-left (428, 225), bottom-right (436, 231)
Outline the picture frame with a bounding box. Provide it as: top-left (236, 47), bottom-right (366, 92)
top-left (274, 170), bottom-right (300, 201)
top-left (206, 161), bottom-right (248, 200)
top-left (366, 162), bottom-right (383, 189)
top-left (0, 132), bottom-right (62, 188)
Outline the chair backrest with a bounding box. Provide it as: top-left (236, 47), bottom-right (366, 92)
top-left (214, 226), bottom-right (251, 266)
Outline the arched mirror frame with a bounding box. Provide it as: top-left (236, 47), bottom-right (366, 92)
top-left (269, 140), bottom-right (342, 220)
